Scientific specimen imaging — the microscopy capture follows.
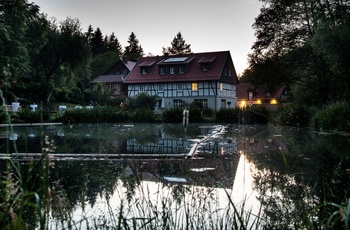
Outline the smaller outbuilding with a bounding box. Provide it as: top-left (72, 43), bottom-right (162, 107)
top-left (236, 83), bottom-right (288, 110)
top-left (88, 57), bottom-right (136, 96)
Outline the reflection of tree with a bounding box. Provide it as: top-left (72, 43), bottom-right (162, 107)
top-left (245, 127), bottom-right (350, 229)
top-left (50, 161), bottom-right (124, 211)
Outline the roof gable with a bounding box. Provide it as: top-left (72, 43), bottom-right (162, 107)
top-left (103, 59), bottom-right (136, 75)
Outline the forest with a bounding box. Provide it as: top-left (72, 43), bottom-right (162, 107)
top-left (241, 0), bottom-right (350, 107)
top-left (0, 0), bottom-right (144, 107)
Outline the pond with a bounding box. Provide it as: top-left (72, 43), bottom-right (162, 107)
top-left (0, 123), bottom-right (349, 229)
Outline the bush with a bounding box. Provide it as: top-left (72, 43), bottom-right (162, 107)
top-left (189, 104), bottom-right (203, 123)
top-left (126, 93), bottom-right (157, 110)
top-left (130, 108), bottom-right (157, 123)
top-left (18, 109), bottom-right (50, 123)
top-left (248, 106), bottom-right (270, 124)
top-left (310, 101), bottom-right (350, 132)
top-left (215, 108), bottom-right (239, 123)
top-left (163, 107), bottom-right (183, 123)
top-left (60, 106), bottom-right (128, 123)
top-left (270, 104), bottom-right (310, 127)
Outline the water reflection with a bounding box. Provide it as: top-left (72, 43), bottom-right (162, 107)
top-left (0, 124), bottom-right (349, 228)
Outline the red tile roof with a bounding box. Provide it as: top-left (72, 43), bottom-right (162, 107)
top-left (236, 83), bottom-right (286, 100)
top-left (124, 51), bottom-right (238, 84)
top-left (89, 75), bottom-right (124, 84)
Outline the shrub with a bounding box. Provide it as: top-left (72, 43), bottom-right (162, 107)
top-left (310, 101), bottom-right (350, 132)
top-left (130, 108), bottom-right (156, 123)
top-left (189, 104), bottom-right (203, 123)
top-left (248, 105), bottom-right (270, 124)
top-left (18, 109), bottom-right (50, 123)
top-left (215, 108), bottom-right (239, 123)
top-left (60, 106), bottom-right (127, 123)
top-left (163, 107), bottom-right (183, 123)
top-left (126, 93), bottom-right (157, 110)
top-left (270, 104), bottom-right (310, 127)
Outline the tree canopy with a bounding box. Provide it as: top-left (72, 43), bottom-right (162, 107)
top-left (0, 0), bottom-right (144, 106)
top-left (162, 32), bottom-right (192, 55)
top-left (123, 32), bottom-right (143, 62)
top-left (242, 0), bottom-right (350, 106)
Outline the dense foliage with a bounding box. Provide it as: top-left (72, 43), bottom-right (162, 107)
top-left (242, 0), bottom-right (350, 107)
top-left (0, 0), bottom-right (146, 109)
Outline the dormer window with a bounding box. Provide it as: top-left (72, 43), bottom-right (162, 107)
top-left (160, 67), bottom-right (165, 75)
top-left (170, 67), bottom-right (175, 75)
top-left (202, 64), bottom-right (209, 71)
top-left (141, 67), bottom-right (148, 75)
top-left (198, 56), bottom-right (216, 72)
top-left (179, 66), bottom-right (185, 74)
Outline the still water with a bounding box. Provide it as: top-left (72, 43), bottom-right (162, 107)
top-left (0, 123), bottom-right (349, 229)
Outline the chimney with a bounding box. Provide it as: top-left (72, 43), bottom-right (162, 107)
top-left (164, 53), bottom-right (169, 58)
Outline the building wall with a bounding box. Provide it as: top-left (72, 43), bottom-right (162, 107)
top-left (127, 81), bottom-right (237, 111)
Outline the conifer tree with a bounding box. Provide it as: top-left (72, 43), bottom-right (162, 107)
top-left (162, 32), bottom-right (192, 55)
top-left (124, 32), bottom-right (143, 61)
top-left (91, 27), bottom-right (104, 55)
top-left (107, 32), bottom-right (122, 54)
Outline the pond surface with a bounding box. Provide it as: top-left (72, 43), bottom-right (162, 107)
top-left (0, 123), bottom-right (349, 229)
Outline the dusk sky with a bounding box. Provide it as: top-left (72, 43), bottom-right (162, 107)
top-left (31, 0), bottom-right (263, 75)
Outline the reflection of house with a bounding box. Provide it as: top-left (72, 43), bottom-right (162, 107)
top-left (126, 157), bottom-right (240, 188)
top-left (123, 51), bottom-right (239, 112)
top-left (89, 57), bottom-right (136, 96)
top-left (236, 83), bottom-right (288, 109)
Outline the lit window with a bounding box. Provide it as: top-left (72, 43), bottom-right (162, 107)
top-left (220, 83), bottom-right (223, 91)
top-left (192, 83), bottom-right (198, 91)
top-left (170, 67), bottom-right (174, 75)
top-left (270, 99), bottom-right (278, 104)
top-left (256, 99), bottom-right (262, 104)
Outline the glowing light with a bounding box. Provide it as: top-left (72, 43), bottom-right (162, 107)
top-left (256, 99), bottom-right (262, 104)
top-left (270, 99), bottom-right (278, 104)
top-left (239, 101), bottom-right (247, 109)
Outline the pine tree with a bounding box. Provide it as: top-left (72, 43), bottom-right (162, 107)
top-left (91, 27), bottom-right (104, 55)
top-left (124, 32), bottom-right (143, 62)
top-left (85, 24), bottom-right (94, 48)
top-left (162, 32), bottom-right (191, 55)
top-left (107, 32), bottom-right (122, 54)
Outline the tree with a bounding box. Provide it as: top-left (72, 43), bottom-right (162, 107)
top-left (106, 32), bottom-right (122, 53)
top-left (91, 27), bottom-right (104, 56)
top-left (246, 0), bottom-right (350, 105)
top-left (124, 32), bottom-right (143, 62)
top-left (30, 17), bottom-right (91, 104)
top-left (85, 24), bottom-right (94, 48)
top-left (0, 0), bottom-right (32, 92)
top-left (162, 32), bottom-right (191, 55)
top-left (90, 51), bottom-right (120, 77)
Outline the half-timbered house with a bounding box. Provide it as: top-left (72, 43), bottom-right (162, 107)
top-left (123, 51), bottom-right (239, 112)
top-left (89, 57), bottom-right (136, 96)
